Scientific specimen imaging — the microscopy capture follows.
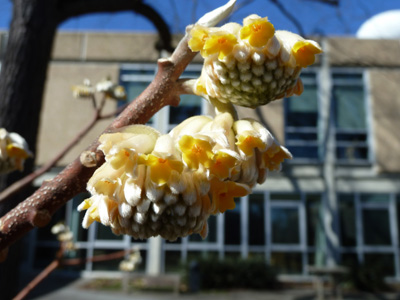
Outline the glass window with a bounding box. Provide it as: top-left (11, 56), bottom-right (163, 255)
top-left (362, 209), bottom-right (391, 246)
top-left (164, 251), bottom-right (182, 273)
top-left (332, 73), bottom-right (369, 162)
top-left (97, 224), bottom-right (123, 241)
top-left (285, 72), bottom-right (319, 160)
top-left (249, 193), bottom-right (265, 246)
top-left (271, 207), bottom-right (299, 244)
top-left (224, 198), bottom-right (241, 245)
top-left (361, 194), bottom-right (389, 204)
top-left (338, 194), bottom-right (356, 247)
top-left (270, 193), bottom-right (301, 201)
top-left (189, 215), bottom-right (217, 243)
top-left (169, 94), bottom-right (202, 125)
top-left (92, 249), bottom-right (125, 271)
top-left (364, 254), bottom-right (395, 277)
top-left (306, 194), bottom-right (321, 247)
top-left (397, 195), bottom-right (400, 246)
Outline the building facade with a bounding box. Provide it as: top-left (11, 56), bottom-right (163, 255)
top-left (1, 31), bottom-right (400, 281)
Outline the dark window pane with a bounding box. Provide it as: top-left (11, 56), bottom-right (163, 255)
top-left (169, 94), bottom-right (202, 124)
top-left (363, 209), bottom-right (391, 246)
top-left (336, 145), bottom-right (368, 160)
top-left (71, 194), bottom-right (89, 242)
top-left (333, 85), bottom-right (365, 130)
top-left (306, 194), bottom-right (321, 247)
top-left (287, 112), bottom-right (318, 127)
top-left (165, 251), bottom-right (182, 273)
top-left (189, 215), bottom-right (217, 242)
top-left (397, 195), bottom-right (400, 246)
top-left (97, 224), bottom-right (123, 241)
top-left (92, 249), bottom-right (125, 271)
top-left (336, 132), bottom-right (367, 142)
top-left (289, 146), bottom-right (319, 159)
top-left (364, 254), bottom-right (395, 277)
top-left (361, 194), bottom-right (389, 204)
top-left (224, 198), bottom-right (241, 245)
top-left (270, 252), bottom-right (302, 274)
top-left (287, 132), bottom-right (318, 141)
top-left (271, 207), bottom-right (299, 244)
top-left (249, 193), bottom-right (265, 246)
top-left (271, 193), bottom-right (301, 201)
top-left (338, 194), bottom-right (356, 247)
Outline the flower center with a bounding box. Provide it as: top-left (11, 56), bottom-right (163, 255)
top-left (252, 23), bottom-right (262, 32)
top-left (192, 144), bottom-right (203, 154)
top-left (158, 158), bottom-right (166, 164)
top-left (218, 38), bottom-right (226, 44)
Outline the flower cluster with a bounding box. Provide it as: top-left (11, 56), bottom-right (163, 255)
top-left (78, 114), bottom-right (291, 241)
top-left (0, 128), bottom-right (32, 174)
top-left (72, 78), bottom-right (127, 101)
top-left (188, 14), bottom-right (322, 108)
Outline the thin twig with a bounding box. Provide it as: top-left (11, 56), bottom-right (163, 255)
top-left (0, 102), bottom-right (123, 204)
top-left (14, 247), bottom-right (130, 300)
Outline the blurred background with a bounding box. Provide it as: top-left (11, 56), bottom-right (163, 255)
top-left (0, 0), bottom-right (400, 298)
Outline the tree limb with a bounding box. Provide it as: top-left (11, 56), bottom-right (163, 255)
top-left (0, 33), bottom-right (197, 256)
top-left (57, 0), bottom-right (174, 52)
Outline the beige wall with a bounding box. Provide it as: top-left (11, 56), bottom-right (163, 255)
top-left (236, 101), bottom-right (284, 144)
top-left (36, 62), bottom-right (120, 166)
top-left (369, 69), bottom-right (400, 173)
top-left (327, 38), bottom-right (400, 67)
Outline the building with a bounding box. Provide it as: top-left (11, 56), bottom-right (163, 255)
top-left (1, 29), bottom-right (400, 282)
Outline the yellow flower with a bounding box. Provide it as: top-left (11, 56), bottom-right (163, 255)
top-left (262, 143), bottom-right (292, 171)
top-left (210, 179), bottom-right (251, 213)
top-left (138, 154), bottom-right (184, 186)
top-left (202, 31), bottom-right (238, 60)
top-left (292, 40), bottom-right (323, 68)
top-left (188, 25), bottom-right (210, 52)
top-left (208, 150), bottom-right (239, 179)
top-left (178, 135), bottom-right (214, 169)
top-left (240, 15), bottom-right (275, 48)
top-left (236, 135), bottom-right (265, 156)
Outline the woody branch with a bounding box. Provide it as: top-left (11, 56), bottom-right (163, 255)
top-left (0, 34), bottom-right (197, 258)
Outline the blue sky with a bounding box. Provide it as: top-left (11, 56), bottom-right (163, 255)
top-left (0, 0), bottom-right (399, 36)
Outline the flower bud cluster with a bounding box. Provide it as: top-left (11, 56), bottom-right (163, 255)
top-left (188, 15), bottom-right (322, 108)
top-left (78, 114), bottom-right (291, 241)
top-left (72, 78), bottom-right (127, 101)
top-left (0, 128), bottom-right (32, 174)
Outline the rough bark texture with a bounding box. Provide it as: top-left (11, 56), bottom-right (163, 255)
top-left (0, 1), bottom-right (173, 298)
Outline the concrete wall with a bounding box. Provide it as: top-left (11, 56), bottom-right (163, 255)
top-left (37, 62), bottom-right (120, 165)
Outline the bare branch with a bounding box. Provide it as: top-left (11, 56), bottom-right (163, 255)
top-left (0, 100), bottom-right (124, 204)
top-left (0, 33), bottom-right (197, 254)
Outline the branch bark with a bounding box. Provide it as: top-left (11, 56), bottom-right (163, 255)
top-left (0, 33), bottom-right (197, 255)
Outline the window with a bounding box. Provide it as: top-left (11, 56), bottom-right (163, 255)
top-left (119, 64), bottom-right (204, 133)
top-left (333, 72), bottom-right (369, 162)
top-left (338, 193), bottom-right (400, 279)
top-left (285, 69), bottom-right (371, 163)
top-left (285, 72), bottom-right (319, 160)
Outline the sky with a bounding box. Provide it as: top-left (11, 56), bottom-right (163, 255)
top-left (0, 0), bottom-right (399, 37)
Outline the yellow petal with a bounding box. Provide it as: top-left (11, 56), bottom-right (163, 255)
top-left (240, 17), bottom-right (275, 48)
top-left (6, 144), bottom-right (30, 159)
top-left (188, 26), bottom-right (210, 52)
top-left (208, 151), bottom-right (238, 179)
top-left (179, 135), bottom-right (214, 169)
top-left (202, 32), bottom-right (237, 60)
top-left (292, 40), bottom-right (322, 68)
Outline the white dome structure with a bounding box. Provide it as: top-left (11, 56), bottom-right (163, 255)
top-left (357, 10), bottom-right (400, 39)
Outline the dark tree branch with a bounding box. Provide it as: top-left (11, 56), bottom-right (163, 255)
top-left (57, 0), bottom-right (174, 52)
